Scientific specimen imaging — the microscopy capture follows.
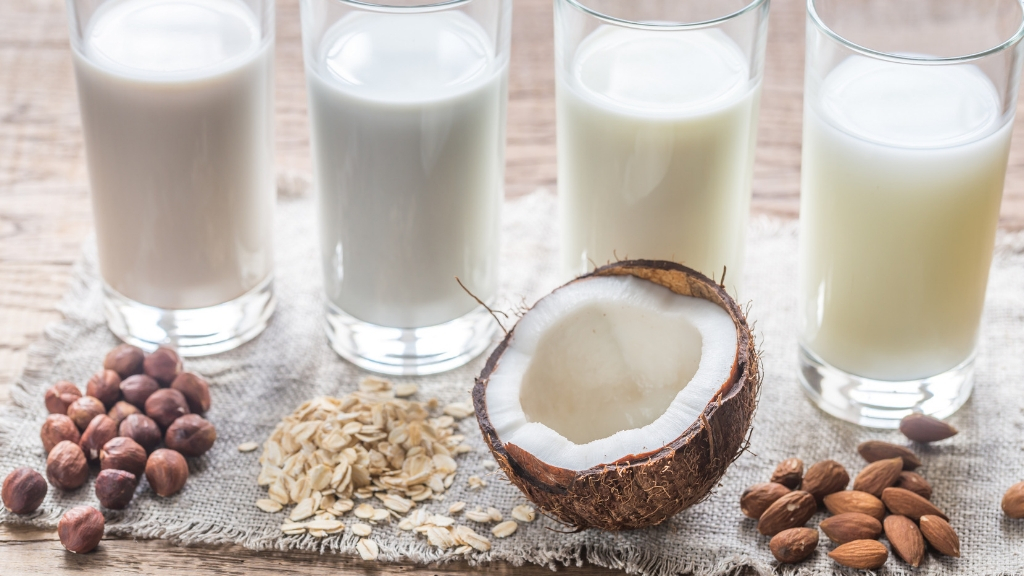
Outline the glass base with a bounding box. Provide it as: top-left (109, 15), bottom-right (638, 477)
top-left (104, 277), bottom-right (275, 357)
top-left (325, 302), bottom-right (499, 376)
top-left (798, 344), bottom-right (974, 429)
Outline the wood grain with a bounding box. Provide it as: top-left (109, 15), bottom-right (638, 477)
top-left (2, 0), bottom-right (1023, 573)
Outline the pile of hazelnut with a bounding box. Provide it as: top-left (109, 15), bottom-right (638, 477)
top-left (0, 344), bottom-right (217, 553)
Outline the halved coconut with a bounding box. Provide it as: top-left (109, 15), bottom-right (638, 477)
top-left (473, 260), bottom-right (760, 530)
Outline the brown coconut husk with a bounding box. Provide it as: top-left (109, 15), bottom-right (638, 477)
top-left (472, 260), bottom-right (761, 531)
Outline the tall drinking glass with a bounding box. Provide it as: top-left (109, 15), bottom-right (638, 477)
top-left (66, 0), bottom-right (277, 356)
top-left (799, 0), bottom-right (1024, 427)
top-left (300, 0), bottom-right (511, 375)
top-left (555, 0), bottom-right (769, 295)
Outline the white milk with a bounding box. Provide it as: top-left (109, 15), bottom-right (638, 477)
top-left (307, 11), bottom-right (506, 329)
top-left (74, 0), bottom-right (274, 310)
top-left (799, 56), bottom-right (1011, 382)
top-left (557, 27), bottom-right (760, 292)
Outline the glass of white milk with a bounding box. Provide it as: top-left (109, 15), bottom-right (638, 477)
top-left (300, 0), bottom-right (511, 375)
top-left (554, 0), bottom-right (769, 295)
top-left (799, 0), bottom-right (1024, 427)
top-left (66, 0), bottom-right (276, 356)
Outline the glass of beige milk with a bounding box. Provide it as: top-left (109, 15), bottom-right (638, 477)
top-left (300, 0), bottom-right (511, 375)
top-left (554, 0), bottom-right (769, 295)
top-left (66, 0), bottom-right (276, 356)
top-left (799, 0), bottom-right (1024, 427)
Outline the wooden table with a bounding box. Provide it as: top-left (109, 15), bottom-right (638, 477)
top-left (2, 0), bottom-right (1023, 573)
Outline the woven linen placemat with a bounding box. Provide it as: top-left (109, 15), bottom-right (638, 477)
top-left (3, 181), bottom-right (1024, 575)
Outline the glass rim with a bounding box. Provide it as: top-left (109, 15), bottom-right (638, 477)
top-left (331, 0), bottom-right (473, 13)
top-left (808, 0), bottom-right (1024, 65)
top-left (560, 0), bottom-right (768, 31)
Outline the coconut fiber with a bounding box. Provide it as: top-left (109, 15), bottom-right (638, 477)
top-left (2, 182), bottom-right (1024, 575)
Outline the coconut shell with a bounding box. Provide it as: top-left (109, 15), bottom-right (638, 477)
top-left (473, 260), bottom-right (761, 530)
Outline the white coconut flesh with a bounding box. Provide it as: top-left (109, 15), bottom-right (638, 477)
top-left (485, 275), bottom-right (738, 472)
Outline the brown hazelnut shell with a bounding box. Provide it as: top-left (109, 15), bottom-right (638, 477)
top-left (103, 344), bottom-right (145, 379)
top-left (46, 440), bottom-right (89, 490)
top-left (170, 372), bottom-right (211, 414)
top-left (145, 449), bottom-right (189, 497)
top-left (57, 505), bottom-right (104, 553)
top-left (86, 369), bottom-right (122, 409)
top-left (67, 396), bottom-right (106, 431)
top-left (145, 388), bottom-right (190, 429)
top-left (100, 436), bottom-right (148, 477)
top-left (2, 467), bottom-right (48, 514)
top-left (118, 414), bottom-right (162, 453)
top-left (165, 414), bottom-right (217, 457)
top-left (44, 381), bottom-right (82, 415)
top-left (143, 347), bottom-right (182, 386)
top-left (95, 469), bottom-right (137, 510)
top-left (107, 400), bottom-right (139, 427)
top-left (119, 374), bottom-right (160, 409)
top-left (79, 415), bottom-right (118, 461)
top-left (41, 414), bottom-right (81, 453)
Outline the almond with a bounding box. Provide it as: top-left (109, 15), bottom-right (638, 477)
top-left (770, 458), bottom-right (803, 489)
top-left (881, 487), bottom-right (948, 521)
top-left (1002, 481), bottom-right (1024, 519)
top-left (757, 490), bottom-right (816, 536)
top-left (895, 471), bottom-right (933, 500)
top-left (819, 512), bottom-right (881, 544)
top-left (740, 482), bottom-right (791, 519)
top-left (823, 490), bottom-right (885, 521)
top-left (769, 527), bottom-right (818, 564)
top-left (857, 441), bottom-right (921, 470)
top-left (802, 460), bottom-right (849, 503)
top-left (884, 514), bottom-right (925, 567)
top-left (852, 457), bottom-right (903, 497)
top-left (899, 413), bottom-right (957, 443)
top-left (919, 515), bottom-right (960, 557)
top-left (827, 539), bottom-right (888, 570)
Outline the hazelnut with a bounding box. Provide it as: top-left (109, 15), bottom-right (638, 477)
top-left (119, 414), bottom-right (162, 453)
top-left (119, 374), bottom-right (160, 409)
top-left (107, 400), bottom-right (139, 427)
top-left (67, 396), bottom-right (105, 431)
top-left (44, 381), bottom-right (82, 415)
top-left (94, 469), bottom-right (137, 510)
top-left (86, 369), bottom-right (122, 409)
top-left (1, 467), bottom-right (47, 514)
top-left (145, 449), bottom-right (188, 497)
top-left (46, 440), bottom-right (89, 490)
top-left (143, 346), bottom-right (182, 386)
top-left (57, 505), bottom-right (104, 553)
top-left (100, 437), bottom-right (147, 477)
top-left (40, 414), bottom-right (81, 453)
top-left (103, 344), bottom-right (145, 378)
top-left (145, 388), bottom-right (190, 429)
top-left (170, 372), bottom-right (211, 414)
top-left (79, 415), bottom-right (118, 461)
top-left (165, 414), bottom-right (217, 457)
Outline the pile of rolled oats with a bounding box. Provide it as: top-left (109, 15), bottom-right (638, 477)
top-left (251, 377), bottom-right (535, 560)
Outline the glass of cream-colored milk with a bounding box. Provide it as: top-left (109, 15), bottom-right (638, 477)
top-left (799, 0), bottom-right (1024, 427)
top-left (66, 0), bottom-right (276, 356)
top-left (554, 0), bottom-right (769, 296)
top-left (300, 0), bottom-right (511, 375)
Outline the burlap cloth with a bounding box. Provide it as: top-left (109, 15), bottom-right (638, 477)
top-left (3, 180), bottom-right (1024, 575)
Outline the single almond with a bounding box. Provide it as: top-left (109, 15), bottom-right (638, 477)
top-left (919, 515), bottom-right (960, 557)
top-left (852, 457), bottom-right (903, 497)
top-left (857, 441), bottom-right (921, 470)
top-left (828, 539), bottom-right (888, 570)
top-left (823, 490), bottom-right (886, 521)
top-left (881, 487), bottom-right (948, 521)
top-left (899, 413), bottom-right (957, 443)
top-left (895, 471), bottom-right (933, 500)
top-left (819, 512), bottom-right (882, 544)
top-left (802, 460), bottom-right (849, 503)
top-left (770, 458), bottom-right (804, 489)
top-left (1002, 481), bottom-right (1024, 519)
top-left (757, 490), bottom-right (816, 536)
top-left (740, 482), bottom-right (791, 519)
top-left (769, 527), bottom-right (818, 564)
top-left (884, 514), bottom-right (925, 567)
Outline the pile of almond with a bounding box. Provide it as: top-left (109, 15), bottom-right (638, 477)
top-left (741, 413), bottom-right (961, 569)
